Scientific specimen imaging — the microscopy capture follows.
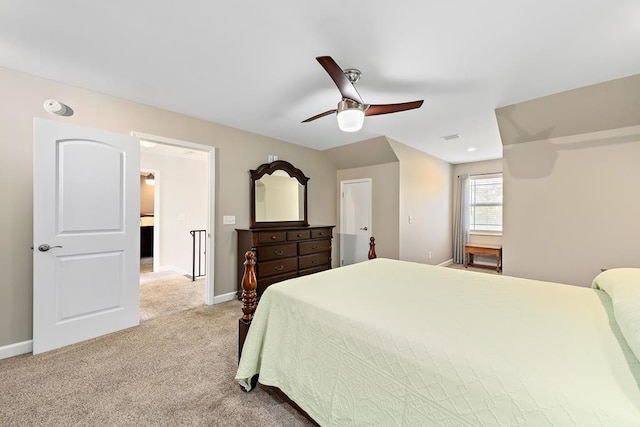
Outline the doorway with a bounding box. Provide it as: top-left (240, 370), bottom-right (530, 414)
top-left (134, 132), bottom-right (216, 310)
top-left (137, 150), bottom-right (206, 321)
top-left (340, 178), bottom-right (372, 266)
top-left (139, 169), bottom-right (157, 274)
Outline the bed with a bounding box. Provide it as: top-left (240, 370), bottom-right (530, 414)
top-left (236, 250), bottom-right (640, 425)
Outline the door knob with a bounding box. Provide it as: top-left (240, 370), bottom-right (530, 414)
top-left (360, 226), bottom-right (368, 231)
top-left (38, 244), bottom-right (62, 252)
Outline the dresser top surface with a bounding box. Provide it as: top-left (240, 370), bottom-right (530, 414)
top-left (236, 225), bottom-right (335, 232)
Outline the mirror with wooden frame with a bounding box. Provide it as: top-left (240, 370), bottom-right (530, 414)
top-left (250, 160), bottom-right (309, 228)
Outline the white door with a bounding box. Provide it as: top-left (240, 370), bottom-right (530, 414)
top-left (33, 118), bottom-right (140, 354)
top-left (340, 179), bottom-right (372, 266)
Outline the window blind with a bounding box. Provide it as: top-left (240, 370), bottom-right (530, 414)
top-left (469, 173), bottom-right (502, 232)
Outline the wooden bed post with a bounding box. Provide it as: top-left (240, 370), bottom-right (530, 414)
top-left (368, 236), bottom-right (377, 259)
top-left (238, 250), bottom-right (257, 362)
top-left (239, 237), bottom-right (377, 362)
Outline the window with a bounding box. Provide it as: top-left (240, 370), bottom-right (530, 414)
top-left (469, 174), bottom-right (502, 232)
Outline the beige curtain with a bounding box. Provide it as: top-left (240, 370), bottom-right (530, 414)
top-left (453, 174), bottom-right (469, 264)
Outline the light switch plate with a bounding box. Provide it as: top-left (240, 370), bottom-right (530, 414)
top-left (223, 215), bottom-right (236, 225)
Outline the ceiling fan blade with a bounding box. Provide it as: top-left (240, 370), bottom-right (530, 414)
top-left (316, 56), bottom-right (363, 104)
top-left (302, 109), bottom-right (337, 123)
top-left (365, 100), bottom-right (424, 116)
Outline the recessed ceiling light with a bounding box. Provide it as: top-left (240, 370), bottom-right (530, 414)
top-left (467, 147), bottom-right (477, 152)
top-left (442, 134), bottom-right (460, 141)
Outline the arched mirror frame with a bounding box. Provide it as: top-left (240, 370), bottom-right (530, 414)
top-left (250, 160), bottom-right (309, 229)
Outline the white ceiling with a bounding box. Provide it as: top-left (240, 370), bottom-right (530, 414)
top-left (1, 1), bottom-right (639, 164)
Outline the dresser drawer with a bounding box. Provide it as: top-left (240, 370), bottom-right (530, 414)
top-left (257, 272), bottom-right (297, 295)
top-left (258, 231), bottom-right (287, 244)
top-left (298, 252), bottom-right (330, 270)
top-left (256, 243), bottom-right (297, 261)
top-left (299, 264), bottom-right (330, 276)
top-left (287, 229), bottom-right (311, 241)
top-left (258, 257), bottom-right (298, 277)
top-left (311, 228), bottom-right (332, 239)
top-left (298, 239), bottom-right (331, 256)
top-left (237, 226), bottom-right (335, 298)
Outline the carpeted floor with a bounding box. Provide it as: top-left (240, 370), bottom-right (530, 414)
top-left (0, 301), bottom-right (313, 426)
top-left (447, 261), bottom-right (501, 275)
top-left (140, 269), bottom-right (205, 322)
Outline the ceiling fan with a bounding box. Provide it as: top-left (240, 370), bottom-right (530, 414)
top-left (302, 56), bottom-right (424, 132)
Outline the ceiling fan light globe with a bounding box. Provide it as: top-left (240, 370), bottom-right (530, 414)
top-left (337, 109), bottom-right (364, 132)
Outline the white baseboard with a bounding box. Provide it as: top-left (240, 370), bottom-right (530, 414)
top-left (213, 291), bottom-right (238, 304)
top-left (0, 340), bottom-right (32, 360)
top-left (438, 258), bottom-right (454, 267)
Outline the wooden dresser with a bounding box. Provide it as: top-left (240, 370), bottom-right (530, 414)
top-left (236, 226), bottom-right (334, 297)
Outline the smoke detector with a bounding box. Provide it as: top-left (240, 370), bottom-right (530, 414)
top-left (43, 99), bottom-right (72, 116)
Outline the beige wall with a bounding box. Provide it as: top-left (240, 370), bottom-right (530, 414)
top-left (497, 74), bottom-right (640, 146)
top-left (387, 139), bottom-right (453, 265)
top-left (0, 66), bottom-right (337, 347)
top-left (497, 73), bottom-right (640, 287)
top-left (324, 136), bottom-right (398, 169)
top-left (452, 159), bottom-right (503, 248)
top-left (337, 162), bottom-right (400, 261)
top-left (332, 138), bottom-right (453, 265)
top-left (502, 126), bottom-right (640, 286)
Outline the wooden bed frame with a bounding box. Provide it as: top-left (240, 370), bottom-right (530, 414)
top-left (238, 236), bottom-right (377, 362)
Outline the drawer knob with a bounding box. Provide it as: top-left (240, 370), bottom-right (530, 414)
top-left (318, 232), bottom-right (324, 235)
top-left (312, 246), bottom-right (318, 250)
top-left (274, 265), bottom-right (284, 271)
top-left (274, 250), bottom-right (284, 256)
top-left (297, 234), bottom-right (302, 237)
top-left (271, 235), bottom-right (277, 240)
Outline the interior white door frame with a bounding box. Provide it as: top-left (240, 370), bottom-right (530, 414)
top-left (340, 178), bottom-right (373, 266)
top-left (133, 132), bottom-right (216, 305)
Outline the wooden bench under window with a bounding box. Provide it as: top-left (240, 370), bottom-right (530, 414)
top-left (464, 244), bottom-right (502, 272)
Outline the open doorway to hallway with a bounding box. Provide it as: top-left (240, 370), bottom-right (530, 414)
top-left (136, 134), bottom-right (215, 321)
top-left (140, 171), bottom-right (155, 274)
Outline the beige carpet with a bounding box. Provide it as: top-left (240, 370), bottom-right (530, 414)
top-left (141, 256), bottom-right (153, 274)
top-left (447, 261), bottom-right (501, 275)
top-left (140, 270), bottom-right (205, 322)
top-left (0, 301), bottom-right (313, 426)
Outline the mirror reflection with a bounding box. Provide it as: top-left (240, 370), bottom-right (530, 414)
top-left (255, 171), bottom-right (305, 222)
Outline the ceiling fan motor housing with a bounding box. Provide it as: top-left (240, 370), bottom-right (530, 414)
top-left (337, 98), bottom-right (365, 113)
top-left (343, 68), bottom-right (361, 84)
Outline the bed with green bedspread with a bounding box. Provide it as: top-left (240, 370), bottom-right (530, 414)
top-left (237, 258), bottom-right (640, 426)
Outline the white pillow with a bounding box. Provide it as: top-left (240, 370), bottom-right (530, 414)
top-left (593, 268), bottom-right (640, 361)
